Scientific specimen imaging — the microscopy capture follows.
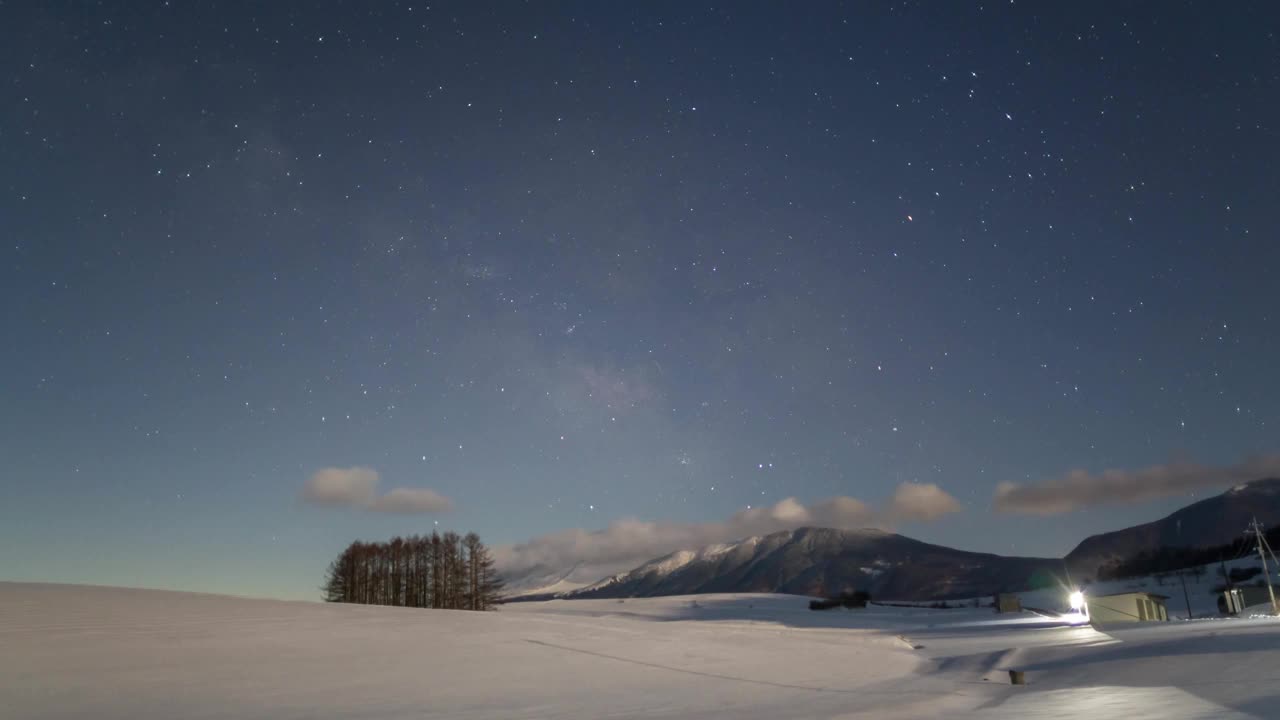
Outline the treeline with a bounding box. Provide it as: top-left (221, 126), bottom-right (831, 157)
top-left (809, 590), bottom-right (871, 611)
top-left (1095, 524), bottom-right (1280, 581)
top-left (323, 532), bottom-right (504, 610)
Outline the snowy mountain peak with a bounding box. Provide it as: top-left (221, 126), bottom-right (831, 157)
top-left (562, 526), bottom-right (1058, 601)
top-left (641, 549), bottom-right (698, 576)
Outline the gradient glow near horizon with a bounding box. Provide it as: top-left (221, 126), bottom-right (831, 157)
top-left (2, 2), bottom-right (1277, 600)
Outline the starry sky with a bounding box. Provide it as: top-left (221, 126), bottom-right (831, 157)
top-left (3, 2), bottom-right (1278, 600)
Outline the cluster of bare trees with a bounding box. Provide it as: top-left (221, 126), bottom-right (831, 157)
top-left (322, 532), bottom-right (504, 610)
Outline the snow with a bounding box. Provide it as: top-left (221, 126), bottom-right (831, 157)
top-left (634, 540), bottom-right (751, 575)
top-left (505, 577), bottom-right (589, 598)
top-left (643, 548), bottom-right (698, 575)
top-left (4, 582), bottom-right (1280, 719)
top-left (500, 562), bottom-right (603, 597)
top-left (575, 537), bottom-right (763, 595)
top-left (698, 540), bottom-right (741, 559)
top-left (576, 571), bottom-right (627, 593)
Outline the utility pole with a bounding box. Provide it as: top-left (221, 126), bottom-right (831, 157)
top-left (1249, 518), bottom-right (1279, 615)
top-left (1176, 569), bottom-right (1193, 620)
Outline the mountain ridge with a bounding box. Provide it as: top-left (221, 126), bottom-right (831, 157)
top-left (1064, 477), bottom-right (1280, 578)
top-left (503, 478), bottom-right (1280, 602)
top-left (557, 526), bottom-right (1061, 601)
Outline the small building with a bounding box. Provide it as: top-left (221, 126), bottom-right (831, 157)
top-left (994, 593), bottom-right (1022, 613)
top-left (1221, 586), bottom-right (1277, 614)
top-left (1087, 591), bottom-right (1169, 624)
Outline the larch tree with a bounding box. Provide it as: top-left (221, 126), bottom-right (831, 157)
top-left (321, 531), bottom-right (502, 611)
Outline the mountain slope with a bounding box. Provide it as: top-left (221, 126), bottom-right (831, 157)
top-left (1065, 477), bottom-right (1280, 578)
top-left (511, 478), bottom-right (1280, 603)
top-left (501, 562), bottom-right (596, 598)
top-left (566, 527), bottom-right (1062, 601)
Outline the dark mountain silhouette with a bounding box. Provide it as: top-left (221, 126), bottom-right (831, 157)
top-left (1065, 478), bottom-right (1280, 579)
top-left (558, 527), bottom-right (1063, 601)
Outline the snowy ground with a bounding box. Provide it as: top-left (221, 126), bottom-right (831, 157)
top-left (4, 582), bottom-right (1280, 719)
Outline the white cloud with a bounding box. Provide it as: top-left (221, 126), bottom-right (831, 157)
top-left (300, 467), bottom-right (379, 507)
top-left (888, 482), bottom-right (963, 521)
top-left (368, 487), bottom-right (454, 514)
top-left (495, 483), bottom-right (960, 583)
top-left (993, 454), bottom-right (1280, 515)
top-left (300, 467), bottom-right (453, 514)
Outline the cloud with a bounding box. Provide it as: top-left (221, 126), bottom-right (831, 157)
top-left (368, 487), bottom-right (454, 514)
top-left (993, 454), bottom-right (1280, 515)
top-left (300, 467), bottom-right (453, 514)
top-left (888, 482), bottom-right (963, 521)
top-left (494, 483), bottom-right (961, 584)
top-left (301, 467), bottom-right (379, 507)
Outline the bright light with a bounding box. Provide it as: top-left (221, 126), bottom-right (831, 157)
top-left (1068, 591), bottom-right (1085, 611)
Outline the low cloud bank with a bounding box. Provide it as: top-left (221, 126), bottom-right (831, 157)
top-left (994, 454), bottom-right (1280, 515)
top-left (495, 483), bottom-right (961, 584)
top-left (301, 467), bottom-right (453, 514)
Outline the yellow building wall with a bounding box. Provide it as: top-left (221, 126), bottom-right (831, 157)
top-left (1088, 595), bottom-right (1166, 623)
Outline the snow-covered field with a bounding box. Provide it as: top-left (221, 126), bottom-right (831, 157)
top-left (3, 582), bottom-right (1280, 719)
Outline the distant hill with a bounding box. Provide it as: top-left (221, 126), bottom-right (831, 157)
top-left (503, 478), bottom-right (1280, 604)
top-left (500, 563), bottom-right (595, 599)
top-left (555, 527), bottom-right (1062, 601)
top-left (1065, 478), bottom-right (1280, 580)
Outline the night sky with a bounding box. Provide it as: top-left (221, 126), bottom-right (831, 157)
top-left (3, 2), bottom-right (1278, 599)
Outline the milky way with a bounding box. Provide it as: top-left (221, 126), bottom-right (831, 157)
top-left (2, 2), bottom-right (1277, 598)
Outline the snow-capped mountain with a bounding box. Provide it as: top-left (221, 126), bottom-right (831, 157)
top-left (561, 527), bottom-right (1061, 601)
top-left (507, 478), bottom-right (1280, 603)
top-left (505, 577), bottom-right (590, 598)
top-left (574, 539), bottom-right (757, 596)
top-left (1065, 477), bottom-right (1280, 579)
top-left (500, 563), bottom-right (600, 598)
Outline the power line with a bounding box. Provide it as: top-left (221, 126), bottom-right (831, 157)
top-left (1247, 518), bottom-right (1279, 615)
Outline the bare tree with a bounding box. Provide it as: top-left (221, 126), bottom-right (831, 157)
top-left (465, 533), bottom-right (504, 610)
top-left (430, 532), bottom-right (445, 608)
top-left (322, 531), bottom-right (500, 611)
top-left (441, 532), bottom-right (463, 608)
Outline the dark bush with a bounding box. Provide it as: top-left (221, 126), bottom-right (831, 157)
top-left (842, 590), bottom-right (871, 608)
top-left (1230, 566), bottom-right (1262, 583)
top-left (809, 590), bottom-right (871, 611)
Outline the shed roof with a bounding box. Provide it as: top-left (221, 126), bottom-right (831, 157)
top-left (1091, 591), bottom-right (1170, 601)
